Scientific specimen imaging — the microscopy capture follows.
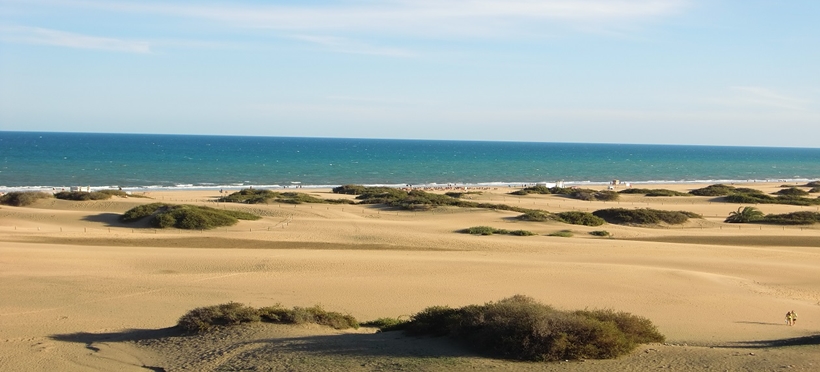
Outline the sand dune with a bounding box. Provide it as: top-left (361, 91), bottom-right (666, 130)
top-left (1, 184), bottom-right (818, 371)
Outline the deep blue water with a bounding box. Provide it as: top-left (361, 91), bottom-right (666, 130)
top-left (1, 131), bottom-right (819, 191)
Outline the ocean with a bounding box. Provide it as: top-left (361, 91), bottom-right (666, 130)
top-left (1, 131), bottom-right (819, 191)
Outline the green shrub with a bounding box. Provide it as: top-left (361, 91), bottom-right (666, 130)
top-left (262, 305), bottom-right (359, 330)
top-left (509, 185), bottom-right (552, 195)
top-left (689, 184), bottom-right (737, 196)
top-left (806, 181), bottom-right (820, 187)
top-left (220, 188), bottom-right (353, 205)
top-left (724, 193), bottom-right (820, 206)
top-left (517, 210), bottom-right (553, 222)
top-left (589, 230), bottom-right (611, 237)
top-left (54, 191), bottom-right (113, 201)
top-left (361, 317), bottom-right (409, 331)
top-left (775, 187), bottom-right (810, 196)
top-left (724, 206), bottom-right (765, 223)
top-left (398, 295), bottom-right (664, 362)
top-left (463, 226), bottom-right (535, 236)
top-left (121, 203), bottom-right (260, 229)
top-left (0, 191), bottom-right (52, 206)
top-left (592, 208), bottom-right (699, 225)
top-left (760, 211), bottom-right (820, 225)
top-left (619, 189), bottom-right (689, 197)
top-left (508, 230), bottom-right (537, 236)
top-left (548, 230), bottom-right (573, 237)
top-left (556, 211), bottom-right (606, 226)
top-left (177, 302), bottom-right (261, 333)
top-left (445, 191), bottom-right (481, 198)
top-left (571, 190), bottom-right (619, 202)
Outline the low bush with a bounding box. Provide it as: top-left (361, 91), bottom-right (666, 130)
top-left (361, 317), bottom-right (409, 331)
top-left (806, 181), bottom-right (820, 187)
top-left (517, 210), bottom-right (553, 222)
top-left (774, 187), bottom-right (809, 197)
top-left (555, 211), bottom-right (606, 226)
top-left (592, 208), bottom-right (699, 225)
top-left (178, 303), bottom-right (359, 333)
top-left (462, 226), bottom-right (536, 236)
top-left (509, 185), bottom-right (552, 195)
top-left (619, 189), bottom-right (689, 197)
top-left (811, 187), bottom-right (820, 193)
top-left (0, 191), bottom-right (52, 206)
top-left (220, 188), bottom-right (353, 205)
top-left (178, 302), bottom-right (261, 333)
top-left (689, 184), bottom-right (737, 196)
top-left (398, 295), bottom-right (664, 362)
top-left (548, 230), bottom-right (573, 237)
top-left (571, 190), bottom-right (619, 202)
top-left (589, 230), bottom-right (611, 237)
top-left (121, 203), bottom-right (260, 229)
top-left (760, 212), bottom-right (820, 225)
top-left (724, 193), bottom-right (820, 206)
top-left (54, 190), bottom-right (124, 201)
top-left (445, 191), bottom-right (482, 198)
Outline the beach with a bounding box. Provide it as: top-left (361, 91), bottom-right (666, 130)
top-left (1, 183), bottom-right (819, 371)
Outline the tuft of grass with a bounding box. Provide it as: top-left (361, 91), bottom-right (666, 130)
top-left (571, 190), bottom-right (619, 202)
top-left (509, 185), bottom-right (552, 195)
top-left (589, 230), bottom-right (611, 237)
top-left (462, 226), bottom-right (536, 236)
top-left (517, 210), bottom-right (553, 222)
top-left (619, 188), bottom-right (689, 197)
top-left (689, 184), bottom-right (738, 196)
top-left (445, 191), bottom-right (482, 198)
top-left (555, 211), bottom-right (606, 226)
top-left (398, 295), bottom-right (664, 362)
top-left (774, 187), bottom-right (810, 197)
top-left (0, 191), bottom-right (52, 206)
top-left (760, 211), bottom-right (820, 225)
top-left (54, 190), bottom-right (126, 201)
top-left (121, 203), bottom-right (260, 229)
top-left (548, 230), bottom-right (573, 237)
top-left (220, 188), bottom-right (353, 205)
top-left (593, 208), bottom-right (700, 225)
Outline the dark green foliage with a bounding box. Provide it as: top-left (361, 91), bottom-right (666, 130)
top-left (593, 208), bottom-right (699, 225)
top-left (806, 181), bottom-right (820, 187)
top-left (548, 230), bottom-right (573, 237)
top-left (775, 187), bottom-right (810, 196)
top-left (517, 210), bottom-right (553, 222)
top-left (589, 230), bottom-right (611, 237)
top-left (724, 193), bottom-right (820, 206)
top-left (0, 191), bottom-right (52, 206)
top-left (178, 303), bottom-right (358, 333)
top-left (445, 191), bottom-right (482, 198)
top-left (462, 226), bottom-right (535, 236)
top-left (509, 185), bottom-right (552, 195)
top-left (120, 203), bottom-right (260, 229)
top-left (361, 317), bottom-right (409, 331)
top-left (724, 206), bottom-right (765, 223)
top-left (571, 190), bottom-right (619, 202)
top-left (220, 188), bottom-right (353, 205)
top-left (760, 212), bottom-right (820, 225)
top-left (177, 302), bottom-right (262, 333)
top-left (399, 295), bottom-right (664, 362)
top-left (54, 190), bottom-right (125, 201)
top-left (619, 188), bottom-right (689, 197)
top-left (332, 184), bottom-right (374, 195)
top-left (689, 184), bottom-right (737, 196)
top-left (810, 187), bottom-right (820, 193)
top-left (555, 211), bottom-right (606, 226)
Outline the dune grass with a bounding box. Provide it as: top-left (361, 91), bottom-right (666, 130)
top-left (0, 191), bottom-right (52, 206)
top-left (593, 208), bottom-right (700, 225)
top-left (589, 230), bottom-right (611, 237)
top-left (548, 230), bottom-right (574, 237)
top-left (462, 226), bottom-right (536, 236)
top-left (619, 188), bottom-right (690, 197)
top-left (219, 188), bottom-right (353, 204)
top-left (555, 211), bottom-right (606, 226)
top-left (121, 203), bottom-right (260, 229)
top-left (53, 189), bottom-right (129, 201)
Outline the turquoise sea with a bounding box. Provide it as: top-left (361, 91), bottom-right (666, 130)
top-left (1, 131), bottom-right (819, 191)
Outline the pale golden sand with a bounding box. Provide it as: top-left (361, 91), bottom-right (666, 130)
top-left (1, 183), bottom-right (818, 371)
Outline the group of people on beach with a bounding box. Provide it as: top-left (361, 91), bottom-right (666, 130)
top-left (785, 310), bottom-right (798, 326)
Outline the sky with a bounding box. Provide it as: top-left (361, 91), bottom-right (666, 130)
top-left (0, 0), bottom-right (818, 147)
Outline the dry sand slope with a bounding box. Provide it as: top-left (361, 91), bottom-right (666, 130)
top-left (1, 184), bottom-right (819, 371)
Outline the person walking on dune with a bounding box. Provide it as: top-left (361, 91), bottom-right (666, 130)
top-left (785, 310), bottom-right (797, 326)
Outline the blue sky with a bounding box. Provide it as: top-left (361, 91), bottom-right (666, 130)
top-left (0, 0), bottom-right (818, 147)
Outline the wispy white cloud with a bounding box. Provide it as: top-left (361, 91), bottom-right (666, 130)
top-left (290, 35), bottom-right (415, 57)
top-left (0, 25), bottom-right (150, 53)
top-left (730, 86), bottom-right (810, 110)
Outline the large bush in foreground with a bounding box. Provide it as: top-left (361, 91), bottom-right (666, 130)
top-left (0, 191), bottom-right (52, 206)
top-left (399, 295), bottom-right (664, 362)
top-left (121, 203), bottom-right (260, 229)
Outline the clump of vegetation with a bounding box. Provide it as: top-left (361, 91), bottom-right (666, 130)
top-left (555, 211), bottom-right (606, 226)
top-left (619, 188), bottom-right (690, 197)
top-left (810, 187), bottom-right (820, 193)
top-left (775, 187), bottom-right (810, 197)
top-left (445, 191), bottom-right (482, 198)
top-left (393, 295), bottom-right (664, 362)
top-left (724, 206), bottom-right (765, 223)
top-left (589, 230), bottom-right (611, 237)
top-left (592, 208), bottom-right (700, 225)
top-left (805, 181), bottom-right (820, 187)
top-left (220, 188), bottom-right (353, 205)
top-left (121, 203), bottom-right (260, 229)
top-left (724, 193), bottom-right (820, 206)
top-left (0, 191), bottom-right (52, 206)
top-left (54, 189), bottom-right (128, 201)
top-left (510, 185), bottom-right (552, 195)
top-left (760, 211), bottom-right (820, 225)
top-left (462, 226), bottom-right (535, 236)
top-left (517, 210), bottom-right (553, 222)
top-left (688, 184), bottom-right (739, 196)
top-left (548, 230), bottom-right (573, 237)
top-left (571, 189), bottom-right (619, 202)
top-left (178, 303), bottom-right (358, 333)
top-left (361, 317), bottom-right (408, 331)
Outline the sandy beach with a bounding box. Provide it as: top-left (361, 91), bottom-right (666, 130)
top-left (1, 183), bottom-right (819, 371)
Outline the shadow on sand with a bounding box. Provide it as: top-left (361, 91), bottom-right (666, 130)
top-left (50, 327), bottom-right (182, 345)
top-left (724, 334), bottom-right (820, 349)
top-left (82, 213), bottom-right (152, 228)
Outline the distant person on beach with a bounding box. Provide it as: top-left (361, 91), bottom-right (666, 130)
top-left (785, 310), bottom-right (797, 326)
